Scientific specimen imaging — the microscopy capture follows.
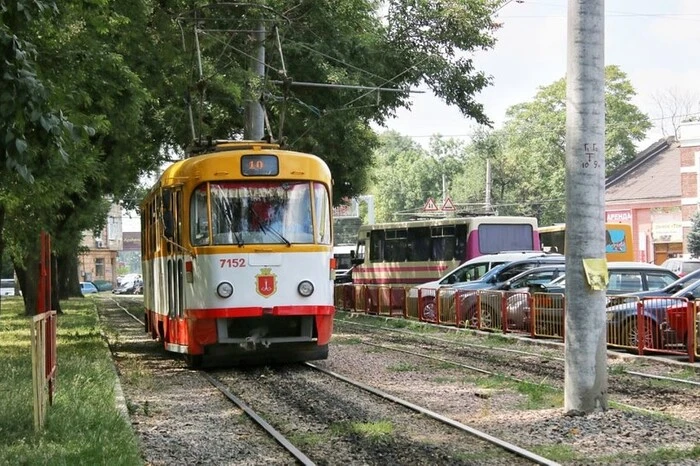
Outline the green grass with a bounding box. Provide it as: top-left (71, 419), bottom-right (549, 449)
top-left (0, 296), bottom-right (143, 465)
top-left (331, 420), bottom-right (394, 440)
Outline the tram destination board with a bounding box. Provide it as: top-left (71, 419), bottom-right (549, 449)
top-left (241, 155), bottom-right (279, 176)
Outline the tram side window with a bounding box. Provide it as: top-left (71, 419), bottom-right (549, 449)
top-left (313, 182), bottom-right (331, 244)
top-left (431, 226), bottom-right (456, 261)
top-left (408, 227), bottom-right (431, 261)
top-left (190, 184), bottom-right (210, 246)
top-left (370, 230), bottom-right (384, 261)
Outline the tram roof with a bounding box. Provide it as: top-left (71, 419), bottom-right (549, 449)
top-left (155, 140), bottom-right (332, 187)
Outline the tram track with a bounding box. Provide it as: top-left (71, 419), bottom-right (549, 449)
top-left (100, 296), bottom-right (700, 464)
top-left (108, 296), bottom-right (557, 465)
top-left (335, 313), bottom-right (700, 388)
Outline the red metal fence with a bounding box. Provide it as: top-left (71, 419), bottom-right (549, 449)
top-left (335, 283), bottom-right (697, 363)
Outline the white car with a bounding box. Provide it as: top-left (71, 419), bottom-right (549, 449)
top-left (1, 278), bottom-right (16, 296)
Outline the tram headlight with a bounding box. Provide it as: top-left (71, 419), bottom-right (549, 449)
top-left (298, 280), bottom-right (314, 297)
top-left (216, 281), bottom-right (234, 298)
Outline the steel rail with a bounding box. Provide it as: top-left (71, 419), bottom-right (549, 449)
top-left (107, 297), bottom-right (316, 465)
top-left (336, 316), bottom-right (566, 361)
top-left (338, 316), bottom-right (700, 385)
top-left (306, 362), bottom-right (560, 466)
top-left (201, 373), bottom-right (316, 466)
top-left (360, 341), bottom-right (528, 383)
top-left (624, 370), bottom-right (700, 387)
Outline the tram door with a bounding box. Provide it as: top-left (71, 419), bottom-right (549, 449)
top-left (164, 189), bottom-right (186, 346)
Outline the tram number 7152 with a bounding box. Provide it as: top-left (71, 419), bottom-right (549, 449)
top-left (220, 258), bottom-right (247, 268)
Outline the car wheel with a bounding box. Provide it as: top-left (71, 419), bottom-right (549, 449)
top-left (624, 317), bottom-right (660, 349)
top-left (479, 303), bottom-right (499, 329)
top-left (422, 299), bottom-right (436, 321)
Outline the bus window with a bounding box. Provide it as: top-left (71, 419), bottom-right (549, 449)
top-left (408, 227), bottom-right (431, 261)
top-left (385, 229), bottom-right (408, 261)
top-left (431, 226), bottom-right (456, 261)
top-left (370, 230), bottom-right (384, 261)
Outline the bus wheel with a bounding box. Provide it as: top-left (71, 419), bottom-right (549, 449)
top-left (184, 354), bottom-right (203, 369)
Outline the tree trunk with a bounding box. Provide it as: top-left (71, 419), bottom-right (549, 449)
top-left (564, 0), bottom-right (608, 414)
top-left (57, 251), bottom-right (82, 298)
top-left (51, 253), bottom-right (62, 314)
top-left (15, 256), bottom-right (39, 316)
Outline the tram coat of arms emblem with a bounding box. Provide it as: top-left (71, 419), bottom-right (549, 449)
top-left (255, 267), bottom-right (277, 297)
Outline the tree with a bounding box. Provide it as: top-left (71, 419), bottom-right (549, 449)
top-left (493, 65), bottom-right (651, 225)
top-left (2, 0), bottom-right (503, 313)
top-left (651, 87), bottom-right (700, 140)
top-left (687, 211), bottom-right (700, 258)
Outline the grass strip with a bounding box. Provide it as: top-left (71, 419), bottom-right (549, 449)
top-left (0, 296), bottom-right (142, 465)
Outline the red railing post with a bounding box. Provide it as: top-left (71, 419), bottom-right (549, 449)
top-left (688, 301), bottom-right (695, 363)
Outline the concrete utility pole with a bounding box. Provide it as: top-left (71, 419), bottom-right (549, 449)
top-left (245, 23), bottom-right (266, 140)
top-left (564, 0), bottom-right (608, 414)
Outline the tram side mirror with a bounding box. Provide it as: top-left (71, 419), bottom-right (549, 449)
top-left (163, 211), bottom-right (174, 239)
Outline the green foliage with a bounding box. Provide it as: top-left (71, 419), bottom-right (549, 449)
top-left (0, 298), bottom-right (142, 464)
top-left (468, 65), bottom-right (651, 225)
top-left (687, 211), bottom-right (700, 258)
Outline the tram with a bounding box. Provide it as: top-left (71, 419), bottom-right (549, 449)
top-left (141, 140), bottom-right (335, 367)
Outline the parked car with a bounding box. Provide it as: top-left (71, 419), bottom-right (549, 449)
top-left (80, 281), bottom-right (99, 295)
top-left (660, 257), bottom-right (700, 277)
top-left (334, 266), bottom-right (354, 284)
top-left (1, 278), bottom-right (16, 296)
top-left (606, 277), bottom-right (700, 348)
top-left (511, 262), bottom-right (679, 336)
top-left (496, 265), bottom-right (567, 329)
top-left (408, 250), bottom-right (560, 299)
top-left (113, 279), bottom-right (143, 295)
top-left (91, 280), bottom-right (113, 292)
top-left (451, 256), bottom-right (567, 326)
top-left (606, 267), bottom-right (700, 306)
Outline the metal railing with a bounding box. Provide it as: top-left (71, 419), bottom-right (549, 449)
top-left (334, 283), bottom-right (698, 362)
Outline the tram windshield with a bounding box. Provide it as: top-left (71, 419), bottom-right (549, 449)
top-left (190, 180), bottom-right (331, 246)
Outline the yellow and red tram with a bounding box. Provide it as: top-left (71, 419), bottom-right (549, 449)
top-left (141, 140), bottom-right (335, 367)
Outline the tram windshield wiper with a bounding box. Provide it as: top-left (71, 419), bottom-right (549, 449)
top-left (250, 208), bottom-right (291, 246)
top-left (233, 231), bottom-right (244, 247)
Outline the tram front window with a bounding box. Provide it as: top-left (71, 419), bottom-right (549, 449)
top-left (200, 180), bottom-right (316, 245)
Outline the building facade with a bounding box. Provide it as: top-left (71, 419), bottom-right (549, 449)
top-left (605, 122), bottom-right (700, 264)
top-left (78, 203), bottom-right (122, 284)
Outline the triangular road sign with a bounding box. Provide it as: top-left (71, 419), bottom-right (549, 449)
top-left (423, 197), bottom-right (438, 211)
top-left (441, 197), bottom-right (456, 211)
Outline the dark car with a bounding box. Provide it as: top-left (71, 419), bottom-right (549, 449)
top-left (606, 266), bottom-right (700, 306)
top-left (91, 280), bottom-right (113, 292)
top-left (513, 262), bottom-right (679, 337)
top-left (606, 277), bottom-right (700, 348)
top-left (450, 256), bottom-right (567, 326)
top-left (334, 267), bottom-right (353, 284)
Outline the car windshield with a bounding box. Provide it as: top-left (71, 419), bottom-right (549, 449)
top-left (478, 263), bottom-right (508, 282)
top-left (672, 277), bottom-right (700, 297)
top-left (548, 275), bottom-right (566, 286)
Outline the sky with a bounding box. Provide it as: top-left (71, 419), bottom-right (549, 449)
top-left (380, 0), bottom-right (700, 149)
